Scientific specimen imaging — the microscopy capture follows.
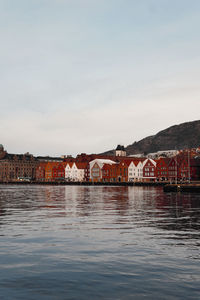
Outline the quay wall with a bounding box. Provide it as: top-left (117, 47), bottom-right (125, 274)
top-left (0, 181), bottom-right (167, 187)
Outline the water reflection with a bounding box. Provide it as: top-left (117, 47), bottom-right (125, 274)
top-left (0, 185), bottom-right (200, 233)
top-left (0, 185), bottom-right (200, 299)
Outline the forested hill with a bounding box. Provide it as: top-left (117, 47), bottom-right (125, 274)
top-left (102, 120), bottom-right (200, 156)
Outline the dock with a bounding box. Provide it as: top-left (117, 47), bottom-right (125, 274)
top-left (163, 183), bottom-right (200, 193)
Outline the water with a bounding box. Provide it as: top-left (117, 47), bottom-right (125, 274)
top-left (0, 185), bottom-right (200, 300)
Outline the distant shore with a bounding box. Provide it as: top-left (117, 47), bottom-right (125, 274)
top-left (0, 181), bottom-right (167, 187)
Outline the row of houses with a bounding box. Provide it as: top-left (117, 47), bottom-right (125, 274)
top-left (36, 161), bottom-right (89, 182)
top-left (0, 144), bottom-right (200, 183)
top-left (35, 154), bottom-right (200, 183)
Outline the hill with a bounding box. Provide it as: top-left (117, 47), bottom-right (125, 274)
top-left (102, 120), bottom-right (200, 156)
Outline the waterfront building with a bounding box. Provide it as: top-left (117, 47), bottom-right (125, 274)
top-left (101, 164), bottom-right (112, 182)
top-left (101, 160), bottom-right (129, 182)
top-left (90, 159), bottom-right (116, 182)
top-left (190, 158), bottom-right (200, 181)
top-left (155, 158), bottom-right (170, 181)
top-left (76, 162), bottom-right (88, 181)
top-left (167, 157), bottom-right (178, 182)
top-left (0, 145), bottom-right (38, 182)
top-left (65, 162), bottom-right (74, 181)
top-left (36, 162), bottom-right (47, 181)
top-left (115, 161), bottom-right (128, 182)
top-left (52, 163), bottom-right (66, 181)
top-left (45, 162), bottom-right (57, 181)
top-left (65, 162), bottom-right (88, 182)
top-left (142, 158), bottom-right (157, 182)
top-left (128, 159), bottom-right (144, 182)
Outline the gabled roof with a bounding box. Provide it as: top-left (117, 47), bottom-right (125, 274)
top-left (143, 158), bottom-right (157, 167)
top-left (156, 157), bottom-right (171, 166)
top-left (65, 162), bottom-right (74, 168)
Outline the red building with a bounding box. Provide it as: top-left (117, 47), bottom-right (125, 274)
top-left (156, 158), bottom-right (170, 181)
top-left (190, 158), bottom-right (200, 181)
top-left (167, 157), bottom-right (178, 182)
top-left (143, 158), bottom-right (156, 182)
top-left (101, 161), bottom-right (128, 182)
top-left (52, 163), bottom-right (66, 181)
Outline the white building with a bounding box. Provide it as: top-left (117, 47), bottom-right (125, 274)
top-left (65, 162), bottom-right (73, 181)
top-left (65, 162), bottom-right (87, 182)
top-left (128, 160), bottom-right (144, 182)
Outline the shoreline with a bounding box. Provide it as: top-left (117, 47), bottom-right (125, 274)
top-left (0, 181), bottom-right (167, 187)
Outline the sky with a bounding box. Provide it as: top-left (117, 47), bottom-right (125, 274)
top-left (0, 0), bottom-right (200, 156)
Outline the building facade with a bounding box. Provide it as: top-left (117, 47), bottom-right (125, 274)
top-left (0, 146), bottom-right (39, 182)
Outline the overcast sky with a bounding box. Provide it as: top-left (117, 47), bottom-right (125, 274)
top-left (1, 0), bottom-right (200, 156)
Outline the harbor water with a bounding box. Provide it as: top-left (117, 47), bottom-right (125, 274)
top-left (0, 185), bottom-right (200, 299)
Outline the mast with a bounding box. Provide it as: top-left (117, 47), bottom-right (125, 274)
top-left (188, 149), bottom-right (191, 183)
top-left (174, 147), bottom-right (178, 185)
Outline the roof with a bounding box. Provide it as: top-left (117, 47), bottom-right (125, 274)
top-left (65, 162), bottom-right (74, 168)
top-left (116, 145), bottom-right (125, 151)
top-left (3, 153), bottom-right (36, 161)
top-left (37, 156), bottom-right (63, 162)
top-left (143, 158), bottom-right (157, 167)
top-left (75, 162), bottom-right (88, 169)
top-left (157, 157), bottom-right (171, 165)
top-left (45, 162), bottom-right (60, 170)
top-left (90, 159), bottom-right (116, 165)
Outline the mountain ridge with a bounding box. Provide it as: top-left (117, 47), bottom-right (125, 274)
top-left (102, 120), bottom-right (200, 156)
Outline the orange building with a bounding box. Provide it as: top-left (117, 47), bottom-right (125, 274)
top-left (45, 162), bottom-right (58, 181)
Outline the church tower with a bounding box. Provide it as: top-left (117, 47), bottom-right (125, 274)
top-left (115, 145), bottom-right (126, 157)
top-left (0, 145), bottom-right (6, 159)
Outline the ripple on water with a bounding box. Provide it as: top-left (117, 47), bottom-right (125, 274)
top-left (0, 185), bottom-right (200, 299)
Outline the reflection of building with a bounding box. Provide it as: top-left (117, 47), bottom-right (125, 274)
top-left (0, 145), bottom-right (38, 182)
